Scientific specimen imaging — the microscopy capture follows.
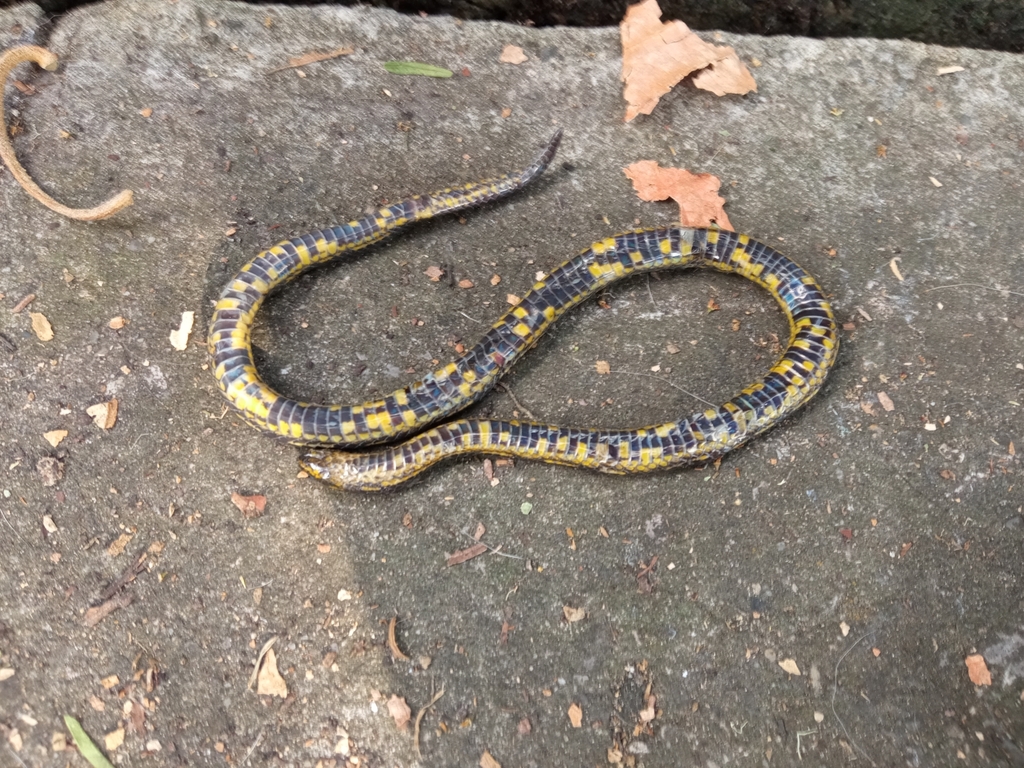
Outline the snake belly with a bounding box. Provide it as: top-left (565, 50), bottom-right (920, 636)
top-left (209, 131), bottom-right (838, 491)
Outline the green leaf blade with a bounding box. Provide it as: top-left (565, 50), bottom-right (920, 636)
top-left (383, 61), bottom-right (453, 78)
top-left (63, 715), bottom-right (116, 768)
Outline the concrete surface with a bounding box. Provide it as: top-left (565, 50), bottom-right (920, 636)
top-left (0, 1), bottom-right (1022, 766)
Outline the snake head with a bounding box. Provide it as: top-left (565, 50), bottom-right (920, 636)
top-left (298, 449), bottom-right (335, 482)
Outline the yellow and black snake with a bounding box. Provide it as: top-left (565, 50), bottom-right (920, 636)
top-left (209, 131), bottom-right (838, 491)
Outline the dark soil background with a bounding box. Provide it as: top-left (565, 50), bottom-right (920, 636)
top-left (9, 0), bottom-right (1024, 53)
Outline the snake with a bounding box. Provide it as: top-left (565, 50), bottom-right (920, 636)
top-left (208, 130), bottom-right (838, 491)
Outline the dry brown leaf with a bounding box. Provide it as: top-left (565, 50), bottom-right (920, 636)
top-left (169, 310), bottom-right (194, 351)
top-left (36, 456), bottom-right (62, 487)
top-left (639, 694), bottom-right (656, 722)
top-left (624, 161), bottom-right (732, 228)
top-left (778, 658), bottom-right (801, 676)
top-left (0, 668), bottom-right (14, 681)
top-left (387, 695), bottom-right (412, 730)
top-left (231, 492), bottom-right (267, 518)
top-left (108, 316), bottom-right (126, 329)
top-left (447, 542), bottom-right (487, 566)
top-left (256, 647), bottom-right (288, 697)
top-left (127, 698), bottom-right (146, 734)
top-left (139, 107), bottom-right (153, 118)
top-left (567, 702), bottom-right (583, 727)
top-left (595, 360), bottom-right (611, 375)
top-left (965, 654), bottom-right (992, 686)
top-left (424, 265), bottom-right (445, 282)
top-left (43, 429), bottom-right (67, 447)
top-left (100, 674), bottom-right (120, 690)
top-left (480, 750), bottom-right (502, 768)
top-left (86, 399), bottom-right (118, 429)
top-left (269, 47), bottom-right (354, 73)
top-left (104, 727), bottom-right (125, 751)
top-left (877, 391), bottom-right (895, 412)
top-left (691, 52), bottom-right (757, 97)
top-left (563, 605), bottom-right (586, 623)
top-left (106, 532), bottom-right (134, 557)
top-left (499, 45), bottom-right (527, 64)
top-left (620, 0), bottom-right (755, 121)
top-left (458, 278), bottom-right (474, 289)
top-left (29, 311), bottom-right (53, 341)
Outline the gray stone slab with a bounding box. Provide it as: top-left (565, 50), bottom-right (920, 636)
top-left (1, 1), bottom-right (1022, 765)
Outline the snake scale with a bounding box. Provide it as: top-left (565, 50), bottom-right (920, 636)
top-left (209, 131), bottom-right (838, 491)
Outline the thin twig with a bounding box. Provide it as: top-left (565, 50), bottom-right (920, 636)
top-left (458, 529), bottom-right (524, 560)
top-left (831, 630), bottom-right (878, 767)
top-left (414, 684), bottom-right (445, 758)
top-left (5, 744), bottom-right (28, 768)
top-left (495, 381), bottom-right (537, 421)
top-left (0, 506), bottom-right (22, 540)
top-left (457, 309), bottom-right (482, 324)
top-left (606, 369), bottom-right (717, 408)
top-left (242, 727), bottom-right (265, 764)
top-left (925, 282), bottom-right (1024, 298)
top-left (0, 46), bottom-right (134, 220)
top-left (796, 728), bottom-right (817, 760)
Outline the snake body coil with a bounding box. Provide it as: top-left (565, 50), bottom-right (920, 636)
top-left (209, 131), bottom-right (838, 491)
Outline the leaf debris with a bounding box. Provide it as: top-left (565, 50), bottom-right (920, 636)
top-left (44, 429), bottom-right (68, 447)
top-left (30, 311), bottom-right (53, 341)
top-left (86, 399), bottom-right (118, 429)
top-left (623, 161), bottom-right (732, 228)
top-left (500, 45), bottom-right (527, 64)
top-left (231, 492), bottom-right (267, 518)
top-left (256, 647), bottom-right (288, 697)
top-left (778, 658), bottom-right (801, 675)
top-left (387, 694), bottom-right (412, 730)
top-left (620, 0), bottom-right (755, 121)
top-left (447, 542), bottom-right (487, 566)
top-left (169, 310), bottom-right (194, 351)
top-left (268, 46), bottom-right (354, 73)
top-left (965, 654), bottom-right (991, 686)
top-left (567, 702), bottom-right (583, 727)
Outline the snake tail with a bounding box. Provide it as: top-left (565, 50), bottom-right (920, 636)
top-left (209, 130), bottom-right (562, 445)
top-left (298, 226), bottom-right (838, 491)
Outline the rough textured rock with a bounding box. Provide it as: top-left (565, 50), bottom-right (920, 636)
top-left (0, 1), bottom-right (1022, 765)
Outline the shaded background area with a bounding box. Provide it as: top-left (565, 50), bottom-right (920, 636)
top-left (7, 0), bottom-right (1024, 53)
